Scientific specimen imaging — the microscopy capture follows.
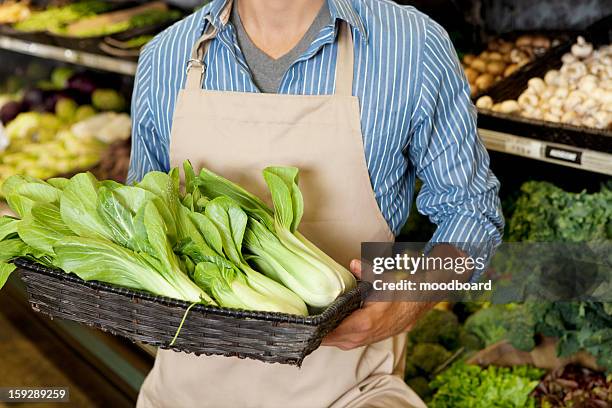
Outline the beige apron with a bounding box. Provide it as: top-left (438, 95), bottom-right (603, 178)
top-left (137, 8), bottom-right (425, 408)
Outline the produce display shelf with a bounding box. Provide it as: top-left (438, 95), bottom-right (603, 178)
top-left (478, 128), bottom-right (612, 176)
top-left (0, 35), bottom-right (137, 76)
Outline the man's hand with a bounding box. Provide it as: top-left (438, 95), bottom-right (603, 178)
top-left (322, 260), bottom-right (433, 351)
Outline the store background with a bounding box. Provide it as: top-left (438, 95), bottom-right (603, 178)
top-left (0, 0), bottom-right (610, 406)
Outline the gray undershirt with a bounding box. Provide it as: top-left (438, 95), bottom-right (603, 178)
top-left (231, 2), bottom-right (331, 93)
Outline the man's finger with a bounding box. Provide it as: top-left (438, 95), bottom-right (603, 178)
top-left (349, 259), bottom-right (362, 279)
top-left (321, 306), bottom-right (378, 346)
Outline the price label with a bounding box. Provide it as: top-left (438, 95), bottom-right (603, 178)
top-left (504, 138), bottom-right (541, 159)
top-left (0, 122), bottom-right (8, 153)
top-left (544, 146), bottom-right (582, 164)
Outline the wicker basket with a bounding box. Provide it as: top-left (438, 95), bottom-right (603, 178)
top-left (15, 258), bottom-right (369, 366)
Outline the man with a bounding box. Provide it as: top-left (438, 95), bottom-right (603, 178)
top-left (128, 0), bottom-right (504, 406)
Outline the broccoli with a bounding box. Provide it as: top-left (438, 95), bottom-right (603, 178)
top-left (464, 304), bottom-right (537, 351)
top-left (406, 376), bottom-right (432, 400)
top-left (404, 360), bottom-right (419, 380)
top-left (409, 343), bottom-right (452, 374)
top-left (464, 305), bottom-right (510, 347)
top-left (452, 302), bottom-right (487, 322)
top-left (458, 327), bottom-right (483, 351)
top-left (408, 309), bottom-right (461, 350)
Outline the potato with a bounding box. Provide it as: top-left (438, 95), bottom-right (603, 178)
top-left (504, 64), bottom-right (519, 77)
top-left (463, 53), bottom-right (476, 65)
top-left (488, 52), bottom-right (504, 61)
top-left (469, 83), bottom-right (478, 96)
top-left (487, 61), bottom-right (506, 76)
top-left (532, 35), bottom-right (551, 49)
top-left (498, 42), bottom-right (514, 54)
top-left (470, 58), bottom-right (487, 73)
top-left (515, 35), bottom-right (533, 47)
top-left (464, 67), bottom-right (480, 83)
top-left (475, 73), bottom-right (495, 90)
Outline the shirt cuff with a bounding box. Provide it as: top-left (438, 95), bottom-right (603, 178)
top-left (426, 213), bottom-right (502, 281)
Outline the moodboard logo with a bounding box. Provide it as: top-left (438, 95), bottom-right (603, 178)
top-left (360, 241), bottom-right (612, 303)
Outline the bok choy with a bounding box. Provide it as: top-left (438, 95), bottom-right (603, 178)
top-left (192, 162), bottom-right (356, 308)
top-left (0, 160), bottom-right (353, 315)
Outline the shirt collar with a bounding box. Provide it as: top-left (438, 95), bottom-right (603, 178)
top-left (203, 0), bottom-right (367, 40)
top-left (327, 0), bottom-right (367, 40)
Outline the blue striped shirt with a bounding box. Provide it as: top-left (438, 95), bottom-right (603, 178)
top-left (128, 0), bottom-right (504, 252)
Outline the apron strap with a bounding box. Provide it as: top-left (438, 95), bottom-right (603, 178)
top-left (185, 6), bottom-right (355, 96)
top-left (184, 0), bottom-right (233, 90)
top-left (334, 21), bottom-right (354, 97)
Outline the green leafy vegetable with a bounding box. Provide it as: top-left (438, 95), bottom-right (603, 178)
top-left (429, 362), bottom-right (544, 408)
top-left (193, 163), bottom-right (356, 308)
top-left (0, 161), bottom-right (351, 315)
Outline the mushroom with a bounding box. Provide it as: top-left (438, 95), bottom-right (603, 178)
top-left (549, 97), bottom-right (564, 109)
top-left (561, 111), bottom-right (578, 124)
top-left (549, 106), bottom-right (564, 117)
top-left (554, 87), bottom-right (569, 99)
top-left (561, 53), bottom-right (577, 64)
top-left (564, 90), bottom-right (586, 110)
top-left (529, 108), bottom-right (544, 119)
top-left (593, 88), bottom-right (612, 104)
top-left (577, 75), bottom-right (598, 93)
top-left (476, 96), bottom-right (494, 110)
top-left (498, 100), bottom-right (520, 114)
top-left (543, 112), bottom-right (561, 123)
top-left (571, 36), bottom-right (593, 59)
top-left (592, 111), bottom-right (612, 129)
top-left (527, 77), bottom-right (546, 94)
top-left (469, 83), bottom-right (478, 96)
top-left (561, 61), bottom-right (587, 81)
top-left (581, 116), bottom-right (597, 128)
top-left (518, 92), bottom-right (538, 109)
top-left (575, 98), bottom-right (598, 115)
top-left (541, 86), bottom-right (556, 100)
top-left (475, 73), bottom-right (495, 90)
top-left (544, 70), bottom-right (561, 86)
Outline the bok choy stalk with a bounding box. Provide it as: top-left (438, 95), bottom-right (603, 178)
top-left (191, 162), bottom-right (356, 308)
top-left (176, 195), bottom-right (308, 315)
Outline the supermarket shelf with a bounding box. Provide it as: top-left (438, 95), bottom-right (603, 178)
top-left (479, 128), bottom-right (612, 176)
top-left (0, 35), bottom-right (137, 76)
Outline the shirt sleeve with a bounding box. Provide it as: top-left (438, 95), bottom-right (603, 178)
top-left (408, 18), bottom-right (504, 274)
top-left (127, 38), bottom-right (167, 185)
